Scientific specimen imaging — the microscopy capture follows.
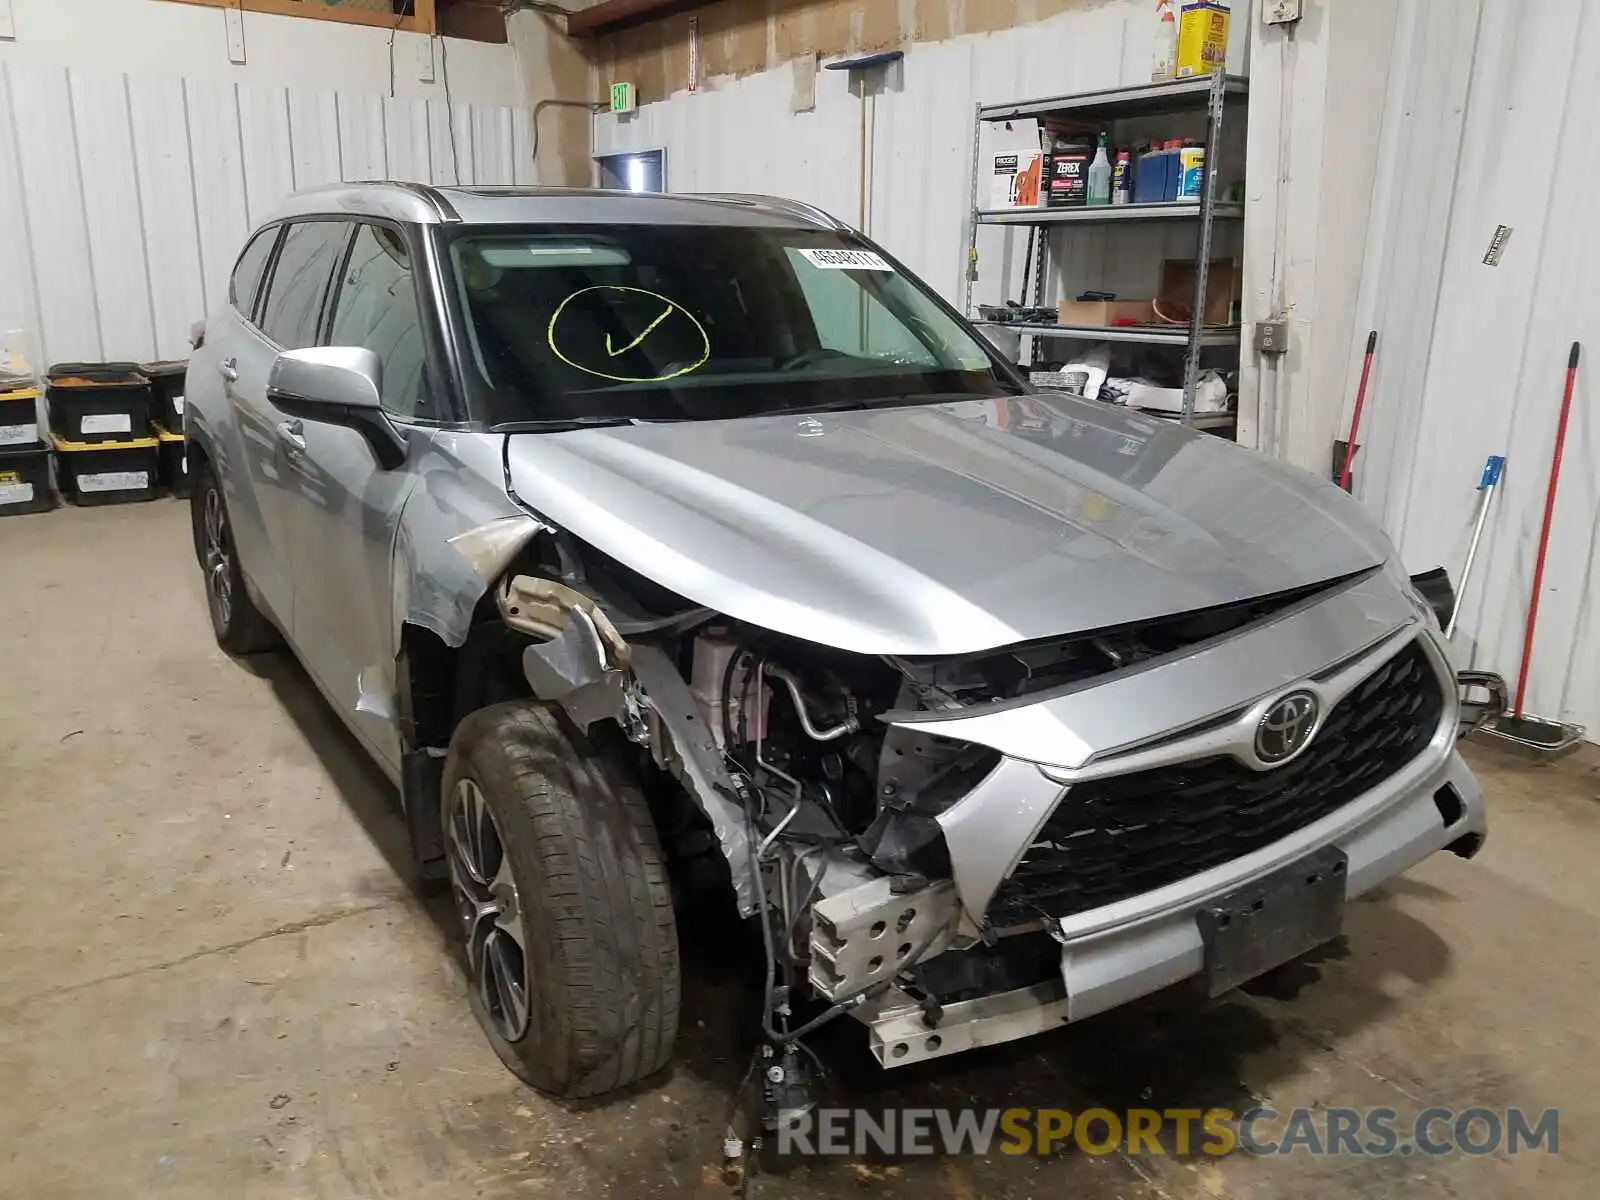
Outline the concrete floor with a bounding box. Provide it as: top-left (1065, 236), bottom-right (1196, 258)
top-left (2, 500), bottom-right (1597, 1200)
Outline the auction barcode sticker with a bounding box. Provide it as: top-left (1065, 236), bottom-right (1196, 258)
top-left (79, 470), bottom-right (148, 493)
top-left (797, 248), bottom-right (893, 271)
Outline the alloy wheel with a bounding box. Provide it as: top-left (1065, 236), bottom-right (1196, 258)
top-left (202, 486), bottom-right (233, 630)
top-left (447, 779), bottom-right (531, 1042)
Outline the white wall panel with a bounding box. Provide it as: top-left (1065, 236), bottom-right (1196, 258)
top-left (428, 101), bottom-right (463, 185)
top-left (184, 78), bottom-right (252, 317)
top-left (337, 94), bottom-right (390, 184)
top-left (8, 62), bottom-right (100, 364)
top-left (128, 76), bottom-right (208, 362)
top-left (511, 108), bottom-right (535, 187)
top-left (238, 84), bottom-right (296, 222)
top-left (383, 97), bottom-right (433, 185)
top-left (72, 70), bottom-right (157, 362)
top-left (0, 65), bottom-right (42, 367)
top-left (287, 90), bottom-right (343, 192)
top-left (1351, 0), bottom-right (1600, 735)
top-left (0, 63), bottom-right (532, 369)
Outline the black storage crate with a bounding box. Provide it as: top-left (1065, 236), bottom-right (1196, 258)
top-left (46, 362), bottom-right (152, 444)
top-left (141, 360), bottom-right (188, 433)
top-left (52, 434), bottom-right (159, 506)
top-left (0, 385), bottom-right (41, 450)
top-left (0, 443), bottom-right (55, 516)
top-left (154, 425), bottom-right (191, 498)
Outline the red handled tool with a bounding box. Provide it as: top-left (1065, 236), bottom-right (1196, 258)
top-left (1338, 330), bottom-right (1378, 492)
top-left (1512, 341), bottom-right (1580, 718)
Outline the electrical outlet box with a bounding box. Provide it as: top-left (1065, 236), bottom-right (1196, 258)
top-left (1255, 320), bottom-right (1290, 355)
top-left (1263, 0), bottom-right (1302, 24)
top-left (417, 37), bottom-right (436, 84)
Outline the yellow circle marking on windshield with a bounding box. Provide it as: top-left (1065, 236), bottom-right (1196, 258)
top-left (546, 285), bottom-right (711, 383)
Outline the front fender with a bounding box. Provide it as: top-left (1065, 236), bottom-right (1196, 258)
top-left (390, 432), bottom-right (538, 650)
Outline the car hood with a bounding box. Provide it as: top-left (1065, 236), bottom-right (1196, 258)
top-left (503, 396), bottom-right (1393, 656)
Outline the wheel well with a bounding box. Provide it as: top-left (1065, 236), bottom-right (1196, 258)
top-left (185, 438), bottom-right (212, 564)
top-left (187, 435), bottom-right (211, 469)
top-left (395, 610), bottom-right (536, 875)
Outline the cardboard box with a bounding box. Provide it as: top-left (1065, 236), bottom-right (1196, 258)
top-left (989, 150), bottom-right (1045, 208)
top-left (1056, 299), bottom-right (1156, 327)
top-left (1158, 258), bottom-right (1239, 326)
top-left (1178, 0), bottom-right (1230, 78)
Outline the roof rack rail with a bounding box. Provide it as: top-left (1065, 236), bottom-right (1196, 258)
top-left (694, 193), bottom-right (848, 230)
top-left (385, 181), bottom-right (462, 223)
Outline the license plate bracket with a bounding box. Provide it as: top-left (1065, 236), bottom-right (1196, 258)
top-left (1196, 845), bottom-right (1348, 997)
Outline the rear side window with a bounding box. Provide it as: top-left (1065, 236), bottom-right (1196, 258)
top-left (327, 223), bottom-right (428, 418)
top-left (228, 227), bottom-right (279, 321)
top-left (259, 221), bottom-right (351, 350)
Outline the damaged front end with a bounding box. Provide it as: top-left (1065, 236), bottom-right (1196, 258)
top-left (471, 527), bottom-right (1487, 1076)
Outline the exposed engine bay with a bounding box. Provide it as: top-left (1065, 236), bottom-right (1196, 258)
top-left (481, 529), bottom-right (1392, 1076)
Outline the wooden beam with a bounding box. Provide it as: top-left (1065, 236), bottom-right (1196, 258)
top-left (160, 0), bottom-right (435, 37)
top-left (565, 0), bottom-right (719, 39)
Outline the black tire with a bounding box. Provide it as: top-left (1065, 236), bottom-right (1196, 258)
top-left (190, 461), bottom-right (280, 655)
top-left (441, 701), bottom-right (680, 1098)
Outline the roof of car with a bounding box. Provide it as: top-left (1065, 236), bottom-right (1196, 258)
top-left (263, 182), bottom-right (847, 231)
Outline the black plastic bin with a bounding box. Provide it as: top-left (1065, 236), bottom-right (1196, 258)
top-left (154, 424), bottom-right (191, 498)
top-left (46, 363), bottom-right (152, 444)
top-left (141, 360), bottom-right (188, 433)
top-left (52, 434), bottom-right (160, 505)
top-left (0, 443), bottom-right (55, 516)
top-left (0, 385), bottom-right (41, 450)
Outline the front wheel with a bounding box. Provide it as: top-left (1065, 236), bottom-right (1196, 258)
top-left (442, 702), bottom-right (681, 1098)
top-left (189, 462), bottom-right (280, 654)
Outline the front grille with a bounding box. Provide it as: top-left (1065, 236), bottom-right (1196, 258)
top-left (988, 639), bottom-right (1444, 925)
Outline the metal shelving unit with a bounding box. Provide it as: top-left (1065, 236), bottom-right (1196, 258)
top-left (975, 200), bottom-right (1244, 226)
top-left (964, 73), bottom-right (1247, 429)
top-left (983, 321), bottom-right (1242, 348)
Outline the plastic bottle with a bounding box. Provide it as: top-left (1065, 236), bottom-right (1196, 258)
top-left (1177, 145), bottom-right (1206, 201)
top-left (1152, 3), bottom-right (1178, 82)
top-left (1087, 135), bottom-right (1112, 206)
top-left (1112, 151), bottom-right (1132, 205)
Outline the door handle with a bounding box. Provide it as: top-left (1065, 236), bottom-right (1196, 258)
top-left (218, 357), bottom-right (239, 383)
top-left (276, 419), bottom-right (306, 454)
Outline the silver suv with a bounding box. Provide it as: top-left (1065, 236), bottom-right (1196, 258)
top-left (187, 183), bottom-right (1487, 1100)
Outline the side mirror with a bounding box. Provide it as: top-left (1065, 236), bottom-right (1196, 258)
top-left (267, 347), bottom-right (407, 469)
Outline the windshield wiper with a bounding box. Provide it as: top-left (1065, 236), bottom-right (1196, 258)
top-left (491, 416), bottom-right (642, 433)
top-left (785, 391), bottom-right (1024, 416)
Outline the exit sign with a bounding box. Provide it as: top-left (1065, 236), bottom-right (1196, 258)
top-left (609, 82), bottom-right (637, 114)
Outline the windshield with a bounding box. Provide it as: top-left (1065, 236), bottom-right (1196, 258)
top-left (446, 224), bottom-right (1022, 426)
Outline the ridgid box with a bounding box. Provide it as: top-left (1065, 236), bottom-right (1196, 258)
top-left (154, 425), bottom-right (191, 498)
top-left (52, 434), bottom-right (160, 506)
top-left (0, 444), bottom-right (53, 516)
top-left (0, 385), bottom-right (41, 449)
top-left (141, 360), bottom-right (188, 433)
top-left (46, 363), bottom-right (153, 444)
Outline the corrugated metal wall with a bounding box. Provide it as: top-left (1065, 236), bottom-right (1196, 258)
top-left (0, 61), bottom-right (535, 366)
top-left (1352, 0), bottom-right (1600, 735)
top-left (592, 0), bottom-right (1249, 312)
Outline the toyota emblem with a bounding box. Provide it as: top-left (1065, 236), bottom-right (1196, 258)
top-left (1255, 691), bottom-right (1319, 765)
